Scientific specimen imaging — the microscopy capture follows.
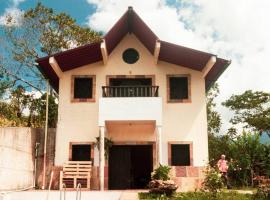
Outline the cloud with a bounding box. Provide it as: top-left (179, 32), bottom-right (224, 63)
top-left (0, 7), bottom-right (24, 26)
top-left (85, 0), bottom-right (270, 133)
top-left (0, 0), bottom-right (25, 26)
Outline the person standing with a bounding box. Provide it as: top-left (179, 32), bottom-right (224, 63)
top-left (217, 154), bottom-right (231, 188)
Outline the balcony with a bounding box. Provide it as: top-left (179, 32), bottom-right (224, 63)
top-left (102, 86), bottom-right (159, 97)
top-left (98, 86), bottom-right (162, 126)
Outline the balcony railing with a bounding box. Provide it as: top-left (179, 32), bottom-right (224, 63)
top-left (102, 86), bottom-right (159, 97)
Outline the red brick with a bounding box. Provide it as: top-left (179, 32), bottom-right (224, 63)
top-left (104, 166), bottom-right (109, 178)
top-left (104, 177), bottom-right (109, 190)
top-left (175, 166), bottom-right (187, 177)
top-left (187, 167), bottom-right (199, 177)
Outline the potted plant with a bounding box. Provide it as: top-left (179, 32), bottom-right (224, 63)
top-left (149, 164), bottom-right (178, 196)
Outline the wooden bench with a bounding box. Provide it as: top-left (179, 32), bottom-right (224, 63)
top-left (60, 161), bottom-right (92, 190)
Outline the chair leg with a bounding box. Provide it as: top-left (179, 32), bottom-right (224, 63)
top-left (60, 171), bottom-right (63, 190)
top-left (87, 174), bottom-right (90, 189)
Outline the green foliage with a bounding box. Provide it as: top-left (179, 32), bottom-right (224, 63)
top-left (202, 165), bottom-right (224, 194)
top-left (0, 2), bottom-right (101, 92)
top-left (151, 165), bottom-right (171, 181)
top-left (208, 130), bottom-right (270, 188)
top-left (208, 130), bottom-right (232, 166)
top-left (94, 137), bottom-right (113, 159)
top-left (139, 192), bottom-right (171, 200)
top-left (177, 192), bottom-right (253, 200)
top-left (207, 83), bottom-right (221, 135)
top-left (253, 185), bottom-right (270, 200)
top-left (222, 90), bottom-right (270, 132)
top-left (0, 85), bottom-right (58, 127)
top-left (139, 191), bottom-right (254, 200)
top-left (22, 3), bottom-right (101, 55)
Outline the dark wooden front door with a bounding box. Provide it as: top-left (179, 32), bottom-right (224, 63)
top-left (109, 145), bottom-right (153, 189)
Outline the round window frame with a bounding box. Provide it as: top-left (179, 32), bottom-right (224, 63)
top-left (122, 48), bottom-right (140, 64)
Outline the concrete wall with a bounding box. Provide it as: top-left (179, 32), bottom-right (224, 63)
top-left (0, 128), bottom-right (56, 191)
top-left (55, 33), bottom-right (208, 167)
top-left (0, 128), bottom-right (35, 191)
top-left (99, 97), bottom-right (162, 126)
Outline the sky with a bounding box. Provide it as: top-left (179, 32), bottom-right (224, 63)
top-left (0, 0), bottom-right (270, 133)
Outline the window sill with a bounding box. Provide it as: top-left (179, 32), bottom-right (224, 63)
top-left (71, 98), bottom-right (96, 103)
top-left (167, 99), bottom-right (191, 103)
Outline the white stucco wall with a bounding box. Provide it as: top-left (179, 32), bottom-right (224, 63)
top-left (99, 97), bottom-right (162, 126)
top-left (0, 128), bottom-right (35, 191)
top-left (55, 33), bottom-right (208, 167)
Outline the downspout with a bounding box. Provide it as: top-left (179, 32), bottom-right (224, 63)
top-left (42, 80), bottom-right (50, 189)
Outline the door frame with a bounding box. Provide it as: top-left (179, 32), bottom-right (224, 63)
top-left (108, 141), bottom-right (156, 189)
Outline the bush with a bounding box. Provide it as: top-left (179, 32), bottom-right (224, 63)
top-left (149, 165), bottom-right (177, 196)
top-left (151, 164), bottom-right (171, 181)
top-left (253, 185), bottom-right (270, 200)
top-left (139, 191), bottom-right (253, 200)
top-left (202, 165), bottom-right (223, 194)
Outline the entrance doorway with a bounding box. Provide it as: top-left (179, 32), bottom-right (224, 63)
top-left (108, 145), bottom-right (153, 189)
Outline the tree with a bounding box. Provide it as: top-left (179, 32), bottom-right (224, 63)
top-left (229, 131), bottom-right (266, 186)
top-left (222, 90), bottom-right (270, 133)
top-left (207, 83), bottom-right (224, 163)
top-left (206, 83), bottom-right (222, 135)
top-left (0, 3), bottom-right (101, 93)
top-left (0, 85), bottom-right (58, 128)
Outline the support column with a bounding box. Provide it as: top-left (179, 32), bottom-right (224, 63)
top-left (156, 126), bottom-right (162, 165)
top-left (99, 126), bottom-right (105, 191)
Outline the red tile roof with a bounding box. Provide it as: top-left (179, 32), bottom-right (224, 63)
top-left (36, 7), bottom-right (230, 92)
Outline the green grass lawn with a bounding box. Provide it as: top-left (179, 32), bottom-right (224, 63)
top-left (139, 191), bottom-right (255, 200)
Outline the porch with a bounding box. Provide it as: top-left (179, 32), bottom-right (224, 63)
top-left (98, 92), bottom-right (163, 191)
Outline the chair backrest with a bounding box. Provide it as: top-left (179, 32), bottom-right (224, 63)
top-left (63, 161), bottom-right (92, 175)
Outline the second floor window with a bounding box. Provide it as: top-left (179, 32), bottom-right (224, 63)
top-left (167, 75), bottom-right (190, 102)
top-left (72, 75), bottom-right (95, 102)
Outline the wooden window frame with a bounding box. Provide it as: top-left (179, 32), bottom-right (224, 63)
top-left (168, 141), bottom-right (193, 166)
top-left (71, 75), bottom-right (96, 103)
top-left (166, 74), bottom-right (191, 103)
top-left (69, 142), bottom-right (94, 162)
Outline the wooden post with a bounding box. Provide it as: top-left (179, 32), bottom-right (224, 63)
top-left (42, 80), bottom-right (50, 189)
top-left (99, 126), bottom-right (105, 190)
top-left (60, 171), bottom-right (63, 190)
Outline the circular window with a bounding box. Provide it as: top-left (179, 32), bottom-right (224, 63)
top-left (122, 48), bottom-right (139, 64)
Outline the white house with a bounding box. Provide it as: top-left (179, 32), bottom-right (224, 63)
top-left (36, 7), bottom-right (231, 191)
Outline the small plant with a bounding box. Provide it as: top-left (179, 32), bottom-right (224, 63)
top-left (94, 136), bottom-right (113, 159)
top-left (253, 185), bottom-right (270, 200)
top-left (149, 165), bottom-right (177, 196)
top-left (202, 165), bottom-right (223, 194)
top-left (151, 164), bottom-right (171, 181)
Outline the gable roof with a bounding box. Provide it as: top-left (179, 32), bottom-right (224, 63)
top-left (36, 7), bottom-right (231, 92)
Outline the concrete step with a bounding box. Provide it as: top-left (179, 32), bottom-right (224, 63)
top-left (120, 192), bottom-right (139, 200)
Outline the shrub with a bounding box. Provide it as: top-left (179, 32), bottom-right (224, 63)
top-left (139, 191), bottom-right (253, 200)
top-left (253, 185), bottom-right (270, 200)
top-left (202, 165), bottom-right (223, 194)
top-left (151, 164), bottom-right (171, 181)
top-left (149, 165), bottom-right (177, 196)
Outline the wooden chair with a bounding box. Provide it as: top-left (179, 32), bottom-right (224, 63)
top-left (60, 161), bottom-right (92, 190)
